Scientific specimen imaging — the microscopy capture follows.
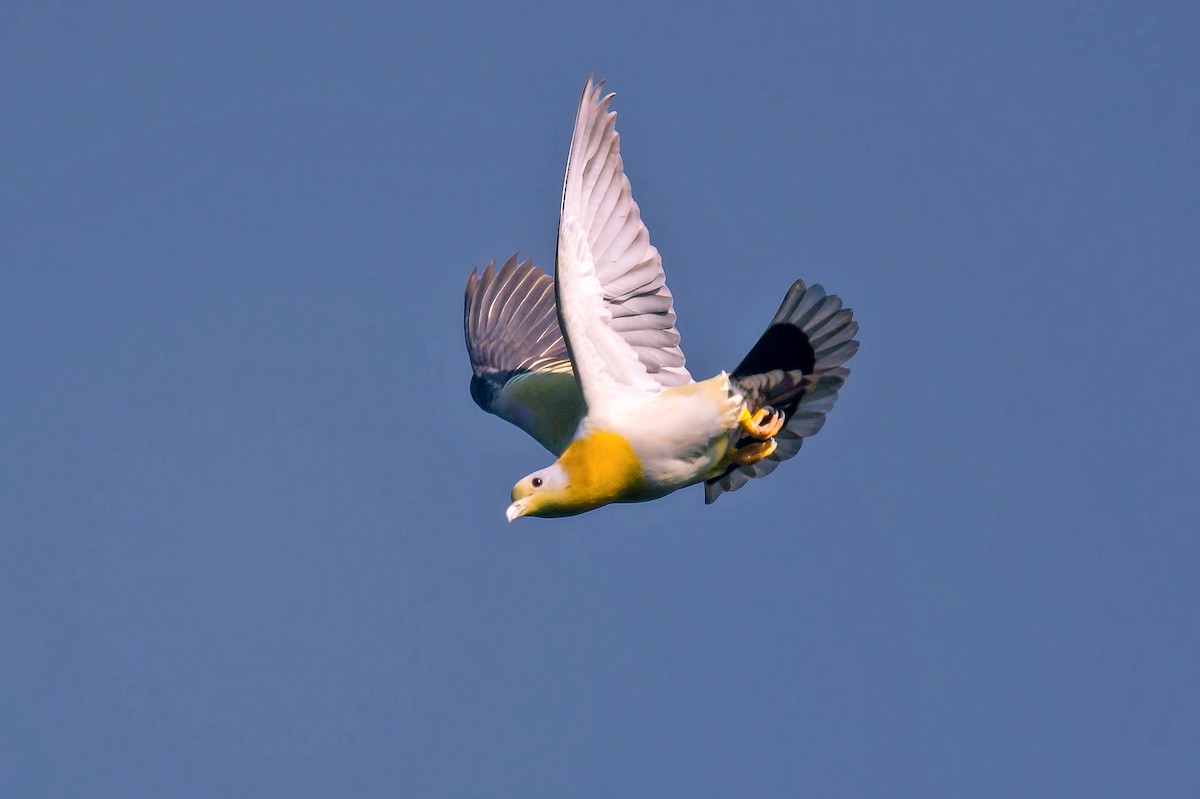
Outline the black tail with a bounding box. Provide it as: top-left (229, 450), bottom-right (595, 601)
top-left (705, 280), bottom-right (859, 504)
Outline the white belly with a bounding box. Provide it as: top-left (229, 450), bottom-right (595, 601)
top-left (595, 374), bottom-right (744, 497)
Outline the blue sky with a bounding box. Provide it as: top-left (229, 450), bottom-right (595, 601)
top-left (3, 1), bottom-right (1198, 796)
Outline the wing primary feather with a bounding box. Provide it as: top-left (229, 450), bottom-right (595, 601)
top-left (553, 77), bottom-right (692, 409)
top-left (464, 255), bottom-right (585, 453)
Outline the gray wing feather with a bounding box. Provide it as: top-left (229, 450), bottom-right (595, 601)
top-left (465, 254), bottom-right (585, 454)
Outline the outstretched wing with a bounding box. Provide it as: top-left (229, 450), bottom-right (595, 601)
top-left (554, 78), bottom-right (691, 416)
top-left (465, 254), bottom-right (585, 455)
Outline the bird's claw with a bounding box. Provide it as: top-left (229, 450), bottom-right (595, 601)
top-left (729, 438), bottom-right (778, 466)
top-left (739, 406), bottom-right (785, 440)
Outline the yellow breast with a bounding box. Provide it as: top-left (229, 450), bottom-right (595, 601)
top-left (557, 430), bottom-right (645, 508)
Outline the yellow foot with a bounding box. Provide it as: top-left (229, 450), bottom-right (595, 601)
top-left (739, 406), bottom-right (785, 440)
top-left (729, 438), bottom-right (777, 466)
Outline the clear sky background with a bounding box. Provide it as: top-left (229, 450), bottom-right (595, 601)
top-left (3, 1), bottom-right (1198, 796)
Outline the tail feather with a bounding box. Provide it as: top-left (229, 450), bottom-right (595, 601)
top-left (705, 280), bottom-right (858, 504)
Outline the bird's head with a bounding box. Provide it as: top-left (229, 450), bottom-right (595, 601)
top-left (506, 464), bottom-right (570, 521)
top-left (505, 430), bottom-right (645, 522)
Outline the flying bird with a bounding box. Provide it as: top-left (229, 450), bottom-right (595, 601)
top-left (465, 78), bottom-right (859, 521)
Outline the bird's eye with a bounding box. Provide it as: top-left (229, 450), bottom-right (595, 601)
top-left (532, 477), bottom-right (543, 488)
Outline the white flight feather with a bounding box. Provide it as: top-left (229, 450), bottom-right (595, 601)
top-left (555, 78), bottom-right (691, 418)
top-left (557, 215), bottom-right (660, 410)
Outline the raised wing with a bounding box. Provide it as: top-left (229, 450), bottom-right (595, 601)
top-left (465, 254), bottom-right (585, 454)
top-left (554, 78), bottom-right (691, 415)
